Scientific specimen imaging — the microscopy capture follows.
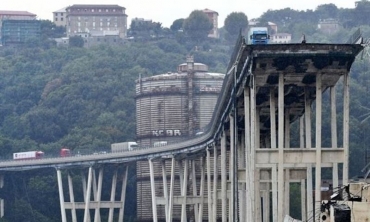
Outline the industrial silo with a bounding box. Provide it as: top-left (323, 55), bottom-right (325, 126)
top-left (135, 56), bottom-right (225, 221)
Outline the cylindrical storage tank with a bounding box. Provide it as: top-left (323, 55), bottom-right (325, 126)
top-left (136, 62), bottom-right (224, 147)
top-left (135, 59), bottom-right (224, 222)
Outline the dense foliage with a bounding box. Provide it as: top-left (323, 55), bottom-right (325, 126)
top-left (1, 1), bottom-right (370, 220)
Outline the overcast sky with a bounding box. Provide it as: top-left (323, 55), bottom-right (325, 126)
top-left (2, 0), bottom-right (356, 28)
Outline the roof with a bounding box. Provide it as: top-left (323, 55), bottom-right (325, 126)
top-left (202, 8), bottom-right (218, 15)
top-left (53, 7), bottom-right (67, 13)
top-left (67, 4), bottom-right (125, 10)
top-left (0, 10), bottom-right (36, 17)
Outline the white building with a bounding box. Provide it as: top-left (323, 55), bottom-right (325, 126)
top-left (270, 33), bottom-right (292, 44)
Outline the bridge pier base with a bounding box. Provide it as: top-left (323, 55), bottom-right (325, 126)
top-left (56, 165), bottom-right (129, 222)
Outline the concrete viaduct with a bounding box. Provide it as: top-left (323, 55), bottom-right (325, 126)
top-left (0, 36), bottom-right (363, 222)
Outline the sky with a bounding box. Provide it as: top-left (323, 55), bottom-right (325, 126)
top-left (2, 0), bottom-right (356, 28)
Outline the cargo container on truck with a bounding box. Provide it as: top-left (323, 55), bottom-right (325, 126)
top-left (13, 151), bottom-right (44, 160)
top-left (111, 142), bottom-right (138, 152)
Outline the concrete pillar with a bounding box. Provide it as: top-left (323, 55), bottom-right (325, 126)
top-left (331, 86), bottom-right (338, 149)
top-left (221, 132), bottom-right (227, 222)
top-left (83, 167), bottom-right (93, 222)
top-left (81, 171), bottom-right (90, 221)
top-left (305, 87), bottom-right (312, 149)
top-left (57, 169), bottom-right (67, 222)
top-left (0, 175), bottom-right (3, 218)
top-left (301, 179), bottom-right (307, 221)
top-left (272, 166), bottom-right (278, 222)
top-left (270, 88), bottom-right (277, 149)
top-left (343, 72), bottom-right (350, 184)
top-left (278, 73), bottom-right (285, 222)
top-left (307, 165), bottom-right (313, 221)
top-left (244, 87), bottom-right (252, 222)
top-left (198, 157), bottom-right (205, 222)
top-left (207, 149), bottom-right (212, 222)
top-left (67, 172), bottom-right (77, 222)
top-left (212, 144), bottom-right (218, 222)
top-left (300, 116), bottom-right (305, 148)
top-left (333, 163), bottom-right (339, 189)
top-left (262, 189), bottom-right (269, 222)
top-left (149, 159), bottom-right (158, 222)
top-left (229, 114), bottom-right (235, 222)
top-left (94, 168), bottom-right (103, 222)
top-left (118, 166), bottom-right (128, 222)
top-left (181, 160), bottom-right (188, 222)
top-left (251, 83), bottom-right (257, 221)
top-left (284, 169), bottom-right (290, 216)
top-left (168, 157), bottom-right (175, 222)
top-left (161, 160), bottom-right (168, 222)
top-left (192, 160), bottom-right (199, 222)
top-left (315, 73), bottom-right (322, 221)
top-left (162, 161), bottom-right (169, 222)
top-left (108, 170), bottom-right (118, 222)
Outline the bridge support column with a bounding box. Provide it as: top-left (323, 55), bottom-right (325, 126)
top-left (56, 169), bottom-right (67, 222)
top-left (212, 144), bottom-right (218, 222)
top-left (0, 175), bottom-right (4, 218)
top-left (315, 73), bottom-right (323, 221)
top-left (221, 131), bottom-right (227, 222)
top-left (206, 149), bottom-right (212, 222)
top-left (108, 169), bottom-right (117, 222)
top-left (197, 156), bottom-right (205, 222)
top-left (149, 159), bottom-right (158, 222)
top-left (278, 73), bottom-right (285, 222)
top-left (244, 87), bottom-right (253, 222)
top-left (301, 179), bottom-right (306, 221)
top-left (67, 172), bottom-right (77, 222)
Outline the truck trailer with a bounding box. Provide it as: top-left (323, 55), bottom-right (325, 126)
top-left (13, 151), bottom-right (44, 160)
top-left (111, 142), bottom-right (138, 152)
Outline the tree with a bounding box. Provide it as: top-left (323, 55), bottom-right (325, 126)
top-left (315, 4), bottom-right (339, 19)
top-left (69, 36), bottom-right (84, 47)
top-left (224, 12), bottom-right (249, 36)
top-left (224, 12), bottom-right (248, 43)
top-left (183, 10), bottom-right (213, 41)
top-left (170, 18), bottom-right (185, 32)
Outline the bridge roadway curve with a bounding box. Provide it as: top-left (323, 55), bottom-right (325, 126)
top-left (0, 40), bottom-right (363, 172)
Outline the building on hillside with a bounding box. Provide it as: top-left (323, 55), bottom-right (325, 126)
top-left (65, 4), bottom-right (128, 38)
top-left (268, 21), bottom-right (278, 34)
top-left (270, 33), bottom-right (292, 44)
top-left (55, 30), bottom-right (125, 48)
top-left (0, 10), bottom-right (37, 43)
top-left (53, 7), bottom-right (67, 27)
top-left (1, 20), bottom-right (41, 45)
top-left (202, 8), bottom-right (219, 38)
top-left (318, 18), bottom-right (340, 34)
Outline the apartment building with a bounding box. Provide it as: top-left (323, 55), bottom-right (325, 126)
top-left (53, 7), bottom-right (67, 27)
top-left (0, 10), bottom-right (37, 44)
top-left (202, 8), bottom-right (219, 38)
top-left (65, 4), bottom-right (128, 38)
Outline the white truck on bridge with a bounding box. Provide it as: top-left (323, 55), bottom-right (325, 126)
top-left (111, 142), bottom-right (138, 152)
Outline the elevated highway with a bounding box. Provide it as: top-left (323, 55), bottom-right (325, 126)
top-left (0, 37), bottom-right (363, 222)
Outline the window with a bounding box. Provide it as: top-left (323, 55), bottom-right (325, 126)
top-left (55, 18), bottom-right (58, 21)
top-left (61, 18), bottom-right (64, 21)
top-left (61, 13), bottom-right (63, 16)
top-left (55, 13), bottom-right (58, 16)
